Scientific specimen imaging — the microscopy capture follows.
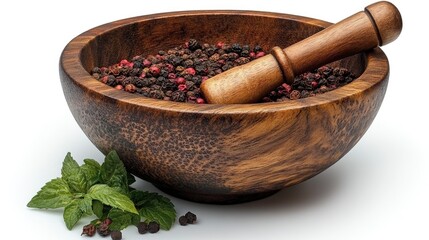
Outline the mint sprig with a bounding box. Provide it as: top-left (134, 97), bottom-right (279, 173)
top-left (132, 190), bottom-right (177, 230)
top-left (27, 150), bottom-right (176, 232)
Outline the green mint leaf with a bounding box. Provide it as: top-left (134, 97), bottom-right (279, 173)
top-left (100, 151), bottom-right (129, 195)
top-left (134, 191), bottom-right (176, 230)
top-left (107, 208), bottom-right (140, 231)
top-left (92, 200), bottom-right (104, 219)
top-left (81, 159), bottom-right (100, 187)
top-left (27, 178), bottom-right (73, 209)
top-left (61, 153), bottom-right (87, 193)
top-left (78, 195), bottom-right (93, 216)
top-left (88, 184), bottom-right (138, 214)
top-left (63, 200), bottom-right (84, 230)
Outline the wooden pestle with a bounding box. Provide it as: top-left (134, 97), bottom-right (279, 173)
top-left (201, 1), bottom-right (402, 104)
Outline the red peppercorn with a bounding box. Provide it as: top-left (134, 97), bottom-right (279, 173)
top-left (101, 75), bottom-right (109, 84)
top-left (103, 218), bottom-right (112, 225)
top-left (216, 41), bottom-right (225, 49)
top-left (178, 84), bottom-right (187, 91)
top-left (168, 73), bottom-right (177, 79)
top-left (175, 77), bottom-right (186, 85)
top-left (119, 59), bottom-right (130, 67)
top-left (196, 98), bottom-right (205, 104)
top-left (282, 83), bottom-right (292, 93)
top-left (81, 224), bottom-right (96, 236)
top-left (149, 66), bottom-right (160, 77)
top-left (255, 51), bottom-right (265, 58)
top-left (156, 54), bottom-right (165, 61)
top-left (311, 81), bottom-right (318, 89)
top-left (165, 63), bottom-right (174, 72)
top-left (143, 59), bottom-right (151, 67)
top-left (184, 67), bottom-right (196, 75)
top-left (115, 85), bottom-right (123, 90)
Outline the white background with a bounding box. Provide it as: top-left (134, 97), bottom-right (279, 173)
top-left (1, 0), bottom-right (427, 239)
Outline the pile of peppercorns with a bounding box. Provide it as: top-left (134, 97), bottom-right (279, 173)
top-left (91, 39), bottom-right (355, 103)
top-left (263, 65), bottom-right (355, 102)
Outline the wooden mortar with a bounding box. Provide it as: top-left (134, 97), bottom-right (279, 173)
top-left (60, 5), bottom-right (395, 203)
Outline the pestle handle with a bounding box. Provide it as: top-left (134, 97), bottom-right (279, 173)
top-left (201, 1), bottom-right (402, 104)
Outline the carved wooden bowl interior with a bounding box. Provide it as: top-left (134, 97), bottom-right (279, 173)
top-left (60, 10), bottom-right (389, 204)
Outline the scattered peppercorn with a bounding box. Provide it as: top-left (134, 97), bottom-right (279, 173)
top-left (148, 221), bottom-right (160, 233)
top-left (185, 211), bottom-right (197, 224)
top-left (179, 216), bottom-right (188, 226)
top-left (81, 223), bottom-right (96, 237)
top-left (97, 218), bottom-right (112, 237)
top-left (137, 221), bottom-right (148, 234)
top-left (97, 224), bottom-right (111, 237)
top-left (92, 39), bottom-right (356, 103)
top-left (110, 230), bottom-right (122, 240)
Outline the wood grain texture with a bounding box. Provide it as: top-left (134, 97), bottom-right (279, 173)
top-left (201, 1), bottom-right (401, 104)
top-left (60, 10), bottom-right (389, 204)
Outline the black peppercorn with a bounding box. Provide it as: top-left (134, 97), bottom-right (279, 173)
top-left (149, 89), bottom-right (165, 99)
top-left (183, 59), bottom-right (194, 68)
top-left (179, 216), bottom-right (188, 226)
top-left (92, 67), bottom-right (101, 74)
top-left (156, 76), bottom-right (167, 85)
top-left (172, 56), bottom-right (183, 66)
top-left (133, 61), bottom-right (143, 69)
top-left (137, 222), bottom-right (148, 234)
top-left (187, 39), bottom-right (201, 51)
top-left (121, 77), bottom-right (132, 86)
top-left (231, 43), bottom-right (242, 53)
top-left (240, 50), bottom-right (250, 57)
top-left (97, 224), bottom-right (111, 237)
top-left (106, 75), bottom-right (116, 86)
top-left (134, 78), bottom-right (145, 88)
top-left (195, 65), bottom-right (207, 75)
top-left (110, 230), bottom-right (122, 240)
top-left (254, 45), bottom-right (263, 52)
top-left (148, 221), bottom-right (160, 233)
top-left (185, 211), bottom-right (197, 224)
top-left (205, 47), bottom-right (216, 56)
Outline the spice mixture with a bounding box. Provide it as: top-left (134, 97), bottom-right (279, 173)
top-left (91, 39), bottom-right (356, 103)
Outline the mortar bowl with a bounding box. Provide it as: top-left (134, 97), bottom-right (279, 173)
top-left (60, 10), bottom-right (389, 204)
